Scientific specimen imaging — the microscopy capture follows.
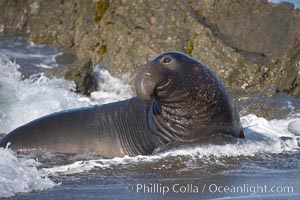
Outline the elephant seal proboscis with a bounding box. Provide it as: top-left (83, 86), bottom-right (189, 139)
top-left (0, 51), bottom-right (244, 158)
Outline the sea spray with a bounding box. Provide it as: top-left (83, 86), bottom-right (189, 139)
top-left (0, 55), bottom-right (133, 133)
top-left (0, 148), bottom-right (56, 198)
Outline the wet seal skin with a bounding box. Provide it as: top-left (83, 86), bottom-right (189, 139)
top-left (0, 51), bottom-right (244, 158)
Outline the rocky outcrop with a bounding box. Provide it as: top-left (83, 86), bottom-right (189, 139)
top-left (47, 58), bottom-right (96, 95)
top-left (0, 0), bottom-right (300, 97)
top-left (189, 0), bottom-right (300, 95)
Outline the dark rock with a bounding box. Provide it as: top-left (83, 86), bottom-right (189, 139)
top-left (73, 0), bottom-right (300, 97)
top-left (47, 58), bottom-right (97, 95)
top-left (1, 0), bottom-right (300, 98)
top-left (189, 0), bottom-right (295, 61)
top-left (0, 0), bottom-right (29, 35)
top-left (95, 0), bottom-right (191, 74)
top-left (235, 92), bottom-right (297, 120)
top-left (189, 0), bottom-right (300, 96)
top-left (92, 0), bottom-right (262, 94)
top-left (55, 53), bottom-right (78, 66)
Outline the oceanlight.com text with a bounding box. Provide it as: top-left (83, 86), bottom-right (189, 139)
top-left (125, 183), bottom-right (294, 196)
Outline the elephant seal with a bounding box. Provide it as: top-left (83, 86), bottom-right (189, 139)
top-left (0, 51), bottom-right (244, 158)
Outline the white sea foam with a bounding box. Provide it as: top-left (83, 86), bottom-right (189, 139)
top-left (43, 139), bottom-right (299, 176)
top-left (0, 55), bottom-right (92, 133)
top-left (90, 65), bottom-right (134, 103)
top-left (0, 56), bottom-right (132, 133)
top-left (241, 114), bottom-right (295, 139)
top-left (0, 147), bottom-right (56, 198)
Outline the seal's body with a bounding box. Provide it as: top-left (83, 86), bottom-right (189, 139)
top-left (0, 52), bottom-right (244, 157)
top-left (0, 98), bottom-right (157, 157)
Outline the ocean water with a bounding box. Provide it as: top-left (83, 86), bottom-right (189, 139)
top-left (0, 38), bottom-right (300, 199)
top-left (268, 0), bottom-right (300, 8)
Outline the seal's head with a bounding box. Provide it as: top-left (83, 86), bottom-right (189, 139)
top-left (135, 51), bottom-right (244, 142)
top-left (135, 51), bottom-right (223, 103)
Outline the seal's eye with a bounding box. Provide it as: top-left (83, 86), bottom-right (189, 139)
top-left (162, 56), bottom-right (172, 64)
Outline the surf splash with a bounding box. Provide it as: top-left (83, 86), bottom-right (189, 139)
top-left (0, 55), bottom-right (133, 133)
top-left (0, 147), bottom-right (56, 198)
top-left (0, 55), bottom-right (90, 133)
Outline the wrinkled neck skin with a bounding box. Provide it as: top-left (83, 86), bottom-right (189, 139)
top-left (148, 98), bottom-right (190, 144)
top-left (147, 79), bottom-right (197, 144)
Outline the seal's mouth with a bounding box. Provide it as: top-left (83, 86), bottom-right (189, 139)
top-left (156, 78), bottom-right (171, 91)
